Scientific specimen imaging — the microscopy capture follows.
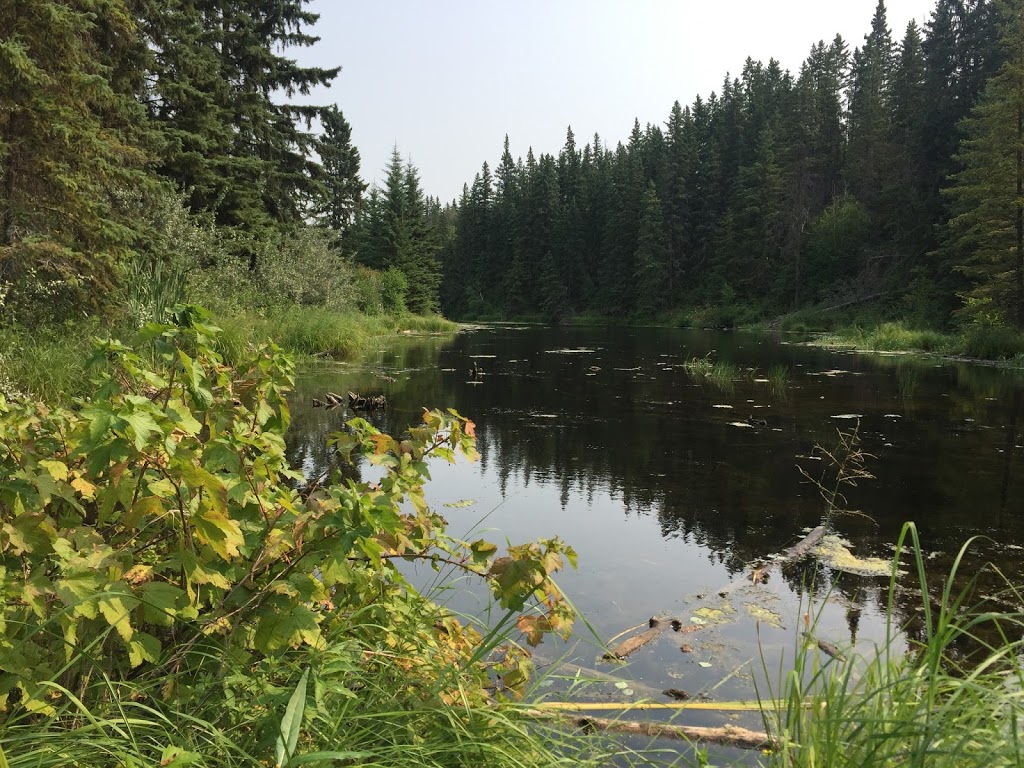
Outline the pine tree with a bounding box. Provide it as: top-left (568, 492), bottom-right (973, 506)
top-left (944, 0), bottom-right (1024, 329)
top-left (0, 0), bottom-right (151, 318)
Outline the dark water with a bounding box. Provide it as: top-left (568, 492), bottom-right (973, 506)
top-left (286, 325), bottom-right (1024, 751)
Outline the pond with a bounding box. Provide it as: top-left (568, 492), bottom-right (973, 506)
top-left (285, 324), bottom-right (1024, 757)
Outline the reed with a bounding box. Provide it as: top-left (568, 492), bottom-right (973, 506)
top-left (759, 523), bottom-right (1024, 768)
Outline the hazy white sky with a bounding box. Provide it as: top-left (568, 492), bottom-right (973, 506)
top-left (300, 0), bottom-right (938, 202)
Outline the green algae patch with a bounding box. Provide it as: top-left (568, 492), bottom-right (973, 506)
top-left (744, 603), bottom-right (784, 629)
top-left (815, 535), bottom-right (894, 577)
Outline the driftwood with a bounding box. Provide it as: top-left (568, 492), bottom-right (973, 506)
top-left (779, 525), bottom-right (826, 561)
top-left (530, 711), bottom-right (774, 750)
top-left (603, 617), bottom-right (671, 660)
top-left (718, 526), bottom-right (826, 597)
top-left (806, 634), bottom-right (847, 662)
top-left (312, 391), bottom-right (387, 411)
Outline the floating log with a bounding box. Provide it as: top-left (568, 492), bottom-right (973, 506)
top-left (718, 526), bottom-right (826, 597)
top-left (312, 398), bottom-right (325, 408)
top-left (325, 392), bottom-right (345, 406)
top-left (778, 525), bottom-right (826, 562)
top-left (530, 711), bottom-right (774, 751)
top-left (603, 617), bottom-right (670, 660)
top-left (805, 634), bottom-right (847, 662)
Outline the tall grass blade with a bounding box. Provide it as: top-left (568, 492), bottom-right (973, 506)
top-left (275, 667), bottom-right (309, 768)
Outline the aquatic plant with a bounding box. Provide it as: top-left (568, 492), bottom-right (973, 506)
top-left (759, 523), bottom-right (1024, 768)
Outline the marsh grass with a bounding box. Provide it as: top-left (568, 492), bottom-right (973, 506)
top-left (0, 321), bottom-right (103, 401)
top-left (0, 307), bottom-right (457, 400)
top-left (760, 524), bottom-right (1024, 768)
top-left (683, 356), bottom-right (740, 393)
top-left (815, 321), bottom-right (1024, 365)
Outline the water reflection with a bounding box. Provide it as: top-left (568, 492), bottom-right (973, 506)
top-left (285, 326), bottom-right (1024, 709)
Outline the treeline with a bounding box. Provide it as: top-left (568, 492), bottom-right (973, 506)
top-left (0, 0), bottom-right (430, 325)
top-left (436, 0), bottom-right (1024, 330)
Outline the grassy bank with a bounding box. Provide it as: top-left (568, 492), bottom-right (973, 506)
top-left (0, 306), bottom-right (457, 402)
top-left (804, 321), bottom-right (1024, 367)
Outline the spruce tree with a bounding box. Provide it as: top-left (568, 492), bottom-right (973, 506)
top-left (944, 0), bottom-right (1024, 329)
top-left (634, 182), bottom-right (671, 315)
top-left (315, 105), bottom-right (365, 238)
top-left (140, 0), bottom-right (338, 240)
top-left (0, 0), bottom-right (151, 319)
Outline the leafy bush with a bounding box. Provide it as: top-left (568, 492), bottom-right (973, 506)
top-left (0, 308), bottom-right (576, 763)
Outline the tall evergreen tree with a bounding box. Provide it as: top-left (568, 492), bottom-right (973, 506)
top-left (846, 0), bottom-right (896, 217)
top-left (0, 0), bottom-right (150, 318)
top-left (315, 105), bottom-right (365, 237)
top-left (944, 0), bottom-right (1024, 329)
top-left (139, 0), bottom-right (338, 240)
top-left (634, 182), bottom-right (671, 314)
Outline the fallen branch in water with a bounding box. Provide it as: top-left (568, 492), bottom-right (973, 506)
top-left (602, 617), bottom-right (674, 660)
top-left (527, 709), bottom-right (775, 750)
top-left (718, 525), bottom-right (826, 597)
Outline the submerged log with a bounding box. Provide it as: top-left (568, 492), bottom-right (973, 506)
top-left (718, 526), bottom-right (826, 597)
top-left (530, 711), bottom-right (774, 750)
top-left (602, 617), bottom-right (670, 660)
top-left (533, 658), bottom-right (666, 699)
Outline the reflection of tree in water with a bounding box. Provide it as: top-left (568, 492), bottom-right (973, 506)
top-left (284, 327), bottom-right (1024, 622)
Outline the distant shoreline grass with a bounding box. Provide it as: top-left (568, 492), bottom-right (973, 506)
top-left (0, 305), bottom-right (458, 402)
top-left (804, 321), bottom-right (1024, 369)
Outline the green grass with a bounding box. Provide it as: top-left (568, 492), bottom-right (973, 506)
top-left (213, 307), bottom-right (456, 364)
top-left (0, 320), bottom-right (105, 401)
top-left (760, 522), bottom-right (1024, 768)
top-left (0, 306), bottom-right (458, 401)
top-left (813, 321), bottom-right (1024, 365)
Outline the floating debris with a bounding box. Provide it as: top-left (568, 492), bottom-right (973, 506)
top-left (810, 370), bottom-right (862, 377)
top-left (545, 348), bottom-right (598, 354)
top-left (830, 414), bottom-right (864, 420)
top-left (712, 404), bottom-right (734, 409)
top-left (728, 421), bottom-right (754, 429)
top-left (814, 535), bottom-right (894, 577)
top-left (443, 499), bottom-right (477, 509)
top-left (744, 603), bottom-right (783, 629)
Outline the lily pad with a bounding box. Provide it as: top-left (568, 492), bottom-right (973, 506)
top-left (614, 681), bottom-right (630, 690)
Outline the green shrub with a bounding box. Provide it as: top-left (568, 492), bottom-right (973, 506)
top-left (0, 308), bottom-right (576, 764)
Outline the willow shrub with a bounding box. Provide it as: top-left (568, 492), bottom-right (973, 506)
top-left (0, 306), bottom-right (576, 763)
